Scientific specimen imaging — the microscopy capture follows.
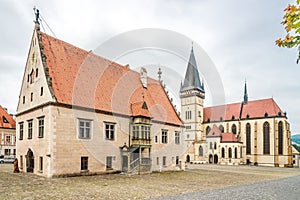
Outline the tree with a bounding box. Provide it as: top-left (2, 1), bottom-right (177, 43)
top-left (276, 0), bottom-right (300, 63)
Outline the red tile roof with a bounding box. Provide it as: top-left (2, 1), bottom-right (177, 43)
top-left (204, 103), bottom-right (241, 122)
top-left (0, 106), bottom-right (15, 129)
top-left (204, 98), bottom-right (284, 122)
top-left (207, 124), bottom-right (221, 137)
top-left (241, 98), bottom-right (283, 119)
top-left (221, 132), bottom-right (239, 143)
top-left (39, 32), bottom-right (181, 126)
top-left (131, 101), bottom-right (151, 118)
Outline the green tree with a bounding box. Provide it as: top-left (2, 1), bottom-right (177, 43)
top-left (276, 0), bottom-right (300, 63)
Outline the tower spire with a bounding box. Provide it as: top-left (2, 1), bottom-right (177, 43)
top-left (180, 44), bottom-right (204, 93)
top-left (243, 79), bottom-right (248, 104)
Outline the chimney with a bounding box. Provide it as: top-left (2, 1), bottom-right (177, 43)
top-left (140, 67), bottom-right (147, 88)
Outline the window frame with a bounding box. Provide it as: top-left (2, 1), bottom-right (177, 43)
top-left (27, 119), bottom-right (33, 139)
top-left (161, 130), bottom-right (168, 144)
top-left (104, 122), bottom-right (115, 140)
top-left (81, 156), bottom-right (88, 171)
top-left (175, 131), bottom-right (180, 144)
top-left (78, 119), bottom-right (92, 139)
top-left (38, 117), bottom-right (45, 138)
top-left (19, 122), bottom-right (24, 140)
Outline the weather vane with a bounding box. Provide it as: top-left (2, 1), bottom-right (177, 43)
top-left (33, 6), bottom-right (40, 24)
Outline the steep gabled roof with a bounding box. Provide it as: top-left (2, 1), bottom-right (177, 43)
top-left (0, 106), bottom-right (15, 129)
top-left (207, 124), bottom-right (221, 137)
top-left (221, 132), bottom-right (239, 143)
top-left (204, 102), bottom-right (242, 122)
top-left (39, 32), bottom-right (181, 126)
top-left (241, 98), bottom-right (284, 119)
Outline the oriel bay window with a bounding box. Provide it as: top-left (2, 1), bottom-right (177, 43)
top-left (132, 125), bottom-right (151, 140)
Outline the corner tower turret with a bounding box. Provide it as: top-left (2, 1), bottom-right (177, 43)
top-left (180, 46), bottom-right (205, 143)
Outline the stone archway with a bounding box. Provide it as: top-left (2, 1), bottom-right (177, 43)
top-left (26, 149), bottom-right (34, 173)
top-left (214, 154), bottom-right (218, 164)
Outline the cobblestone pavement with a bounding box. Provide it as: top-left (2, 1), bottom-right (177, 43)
top-left (1, 164), bottom-right (300, 200)
top-left (153, 175), bottom-right (300, 200)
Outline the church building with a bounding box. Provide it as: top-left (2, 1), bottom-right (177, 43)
top-left (16, 22), bottom-right (185, 177)
top-left (181, 47), bottom-right (293, 167)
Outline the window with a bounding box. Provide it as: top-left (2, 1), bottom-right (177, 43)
top-left (132, 125), bottom-right (138, 139)
top-left (19, 122), bottom-right (24, 140)
top-left (81, 157), bottom-right (88, 170)
top-left (23, 96), bottom-right (25, 104)
top-left (31, 92), bottom-right (33, 102)
top-left (221, 148), bottom-right (225, 158)
top-left (234, 147), bottom-right (237, 158)
top-left (156, 157), bottom-right (159, 165)
top-left (78, 119), bottom-right (91, 139)
top-left (28, 120), bottom-right (33, 139)
top-left (176, 156), bottom-right (179, 165)
top-left (210, 142), bottom-right (213, 149)
top-left (105, 123), bottom-right (115, 140)
top-left (162, 130), bottom-right (168, 144)
top-left (219, 125), bottom-right (224, 133)
top-left (163, 156), bottom-right (166, 166)
top-left (38, 117), bottom-right (44, 138)
top-left (214, 142), bottom-right (217, 150)
top-left (199, 146), bottom-right (203, 156)
top-left (206, 126), bottom-right (211, 135)
top-left (13, 149), bottom-right (16, 155)
top-left (185, 110), bottom-right (192, 120)
top-left (106, 156), bottom-right (112, 169)
top-left (175, 132), bottom-right (180, 144)
top-left (263, 122), bottom-right (270, 154)
top-left (6, 136), bottom-right (10, 144)
top-left (20, 155), bottom-right (23, 169)
top-left (278, 121), bottom-right (283, 155)
top-left (40, 87), bottom-right (43, 96)
top-left (36, 68), bottom-right (39, 77)
top-left (2, 116), bottom-right (8, 123)
top-left (39, 157), bottom-right (43, 172)
top-left (143, 126), bottom-right (150, 140)
top-left (4, 149), bottom-right (11, 155)
top-left (155, 135), bottom-right (158, 143)
top-left (246, 123), bottom-right (251, 155)
top-left (228, 148), bottom-right (232, 158)
top-left (232, 124), bottom-right (237, 134)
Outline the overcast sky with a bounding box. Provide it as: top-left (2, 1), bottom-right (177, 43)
top-left (1, 0), bottom-right (300, 133)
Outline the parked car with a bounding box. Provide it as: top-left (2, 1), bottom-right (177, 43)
top-left (0, 158), bottom-right (15, 164)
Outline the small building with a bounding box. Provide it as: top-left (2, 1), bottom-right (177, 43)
top-left (292, 145), bottom-right (300, 168)
top-left (0, 106), bottom-right (16, 158)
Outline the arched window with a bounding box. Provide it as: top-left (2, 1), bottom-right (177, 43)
top-left (199, 146), bottom-right (203, 157)
top-left (206, 126), bottom-right (211, 135)
top-left (214, 142), bottom-right (217, 150)
top-left (263, 122), bottom-right (270, 154)
top-left (221, 148), bottom-right (225, 158)
top-left (246, 123), bottom-right (251, 155)
top-left (219, 125), bottom-right (224, 133)
top-left (232, 124), bottom-right (237, 134)
top-left (278, 121), bottom-right (283, 155)
top-left (228, 147), bottom-right (232, 158)
top-left (234, 147), bottom-right (237, 158)
top-left (210, 142), bottom-right (213, 149)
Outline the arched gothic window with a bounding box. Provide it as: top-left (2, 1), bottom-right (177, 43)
top-left (221, 148), bottom-right (225, 158)
top-left (234, 147), bottom-right (237, 158)
top-left (263, 122), bottom-right (270, 154)
top-left (278, 121), bottom-right (283, 155)
top-left (199, 146), bottom-right (203, 157)
top-left (206, 126), bottom-right (211, 135)
top-left (219, 125), bottom-right (224, 133)
top-left (232, 124), bottom-right (237, 134)
top-left (246, 123), bottom-right (251, 155)
top-left (228, 147), bottom-right (232, 158)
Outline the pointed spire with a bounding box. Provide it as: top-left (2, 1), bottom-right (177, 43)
top-left (243, 79), bottom-right (248, 104)
top-left (180, 43), bottom-right (204, 93)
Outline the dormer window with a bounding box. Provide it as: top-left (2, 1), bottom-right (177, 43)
top-left (2, 116), bottom-right (8, 123)
top-left (264, 112), bottom-right (268, 118)
top-left (232, 115), bottom-right (235, 120)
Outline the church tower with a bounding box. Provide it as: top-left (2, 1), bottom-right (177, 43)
top-left (180, 46), bottom-right (205, 143)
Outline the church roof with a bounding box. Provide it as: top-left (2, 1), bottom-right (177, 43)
top-left (221, 132), bottom-right (239, 143)
top-left (204, 98), bottom-right (284, 122)
top-left (206, 124), bottom-right (222, 137)
top-left (0, 106), bottom-right (15, 129)
top-left (39, 32), bottom-right (181, 126)
top-left (180, 48), bottom-right (204, 92)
